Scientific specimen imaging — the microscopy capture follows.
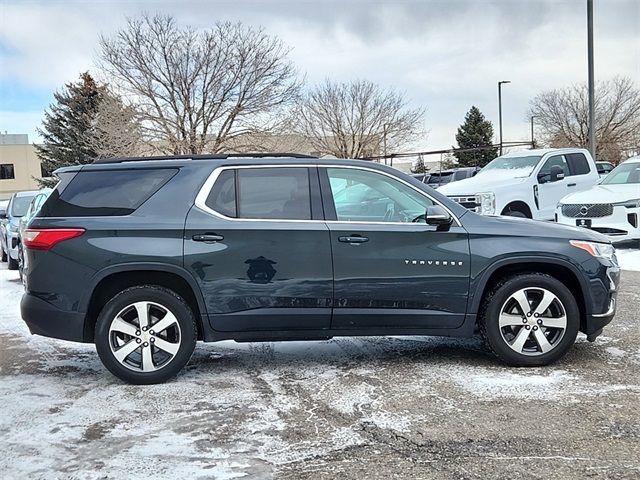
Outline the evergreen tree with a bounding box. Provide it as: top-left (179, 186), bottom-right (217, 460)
top-left (411, 155), bottom-right (427, 173)
top-left (36, 72), bottom-right (108, 186)
top-left (453, 106), bottom-right (498, 167)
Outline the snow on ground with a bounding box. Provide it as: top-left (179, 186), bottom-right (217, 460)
top-left (616, 248), bottom-right (640, 272)
top-left (1, 262), bottom-right (640, 478)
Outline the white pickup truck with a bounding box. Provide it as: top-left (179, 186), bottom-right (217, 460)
top-left (438, 148), bottom-right (600, 220)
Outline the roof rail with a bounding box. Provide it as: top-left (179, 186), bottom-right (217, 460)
top-left (92, 153), bottom-right (318, 164)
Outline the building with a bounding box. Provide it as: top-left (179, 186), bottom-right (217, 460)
top-left (0, 134), bottom-right (44, 200)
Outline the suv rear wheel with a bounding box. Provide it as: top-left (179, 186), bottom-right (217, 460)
top-left (95, 285), bottom-right (197, 384)
top-left (480, 273), bottom-right (579, 366)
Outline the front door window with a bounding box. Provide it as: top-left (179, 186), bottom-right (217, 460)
top-left (327, 168), bottom-right (434, 223)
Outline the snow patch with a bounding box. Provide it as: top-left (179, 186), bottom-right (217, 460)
top-left (454, 370), bottom-right (572, 400)
top-left (616, 248), bottom-right (640, 271)
top-left (449, 367), bottom-right (640, 400)
top-left (606, 346), bottom-right (626, 358)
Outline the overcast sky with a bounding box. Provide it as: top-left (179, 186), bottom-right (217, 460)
top-left (0, 0), bottom-right (638, 151)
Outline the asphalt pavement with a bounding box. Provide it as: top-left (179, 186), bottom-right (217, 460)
top-left (0, 262), bottom-right (638, 479)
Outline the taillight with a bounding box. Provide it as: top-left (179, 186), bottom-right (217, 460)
top-left (23, 228), bottom-right (85, 250)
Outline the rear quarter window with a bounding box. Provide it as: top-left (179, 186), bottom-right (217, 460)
top-left (40, 168), bottom-right (177, 217)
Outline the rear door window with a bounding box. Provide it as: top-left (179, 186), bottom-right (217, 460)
top-left (205, 167), bottom-right (312, 220)
top-left (566, 153), bottom-right (591, 175)
top-left (237, 168), bottom-right (311, 220)
top-left (40, 168), bottom-right (177, 217)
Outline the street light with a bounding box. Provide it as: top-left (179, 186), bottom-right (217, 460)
top-left (498, 80), bottom-right (511, 156)
top-left (587, 0), bottom-right (596, 159)
top-left (530, 115), bottom-right (537, 148)
top-left (382, 123), bottom-right (389, 166)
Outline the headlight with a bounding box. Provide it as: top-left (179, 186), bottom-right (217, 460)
top-left (570, 240), bottom-right (616, 261)
top-left (475, 192), bottom-right (495, 215)
top-left (613, 199), bottom-right (640, 208)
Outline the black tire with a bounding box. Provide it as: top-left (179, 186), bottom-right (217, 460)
top-left (503, 210), bottom-right (528, 218)
top-left (95, 285), bottom-right (197, 384)
top-left (7, 254), bottom-right (18, 270)
top-left (480, 273), bottom-right (579, 367)
top-left (1, 242), bottom-right (6, 262)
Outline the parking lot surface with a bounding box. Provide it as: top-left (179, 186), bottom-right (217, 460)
top-left (1, 262), bottom-right (639, 479)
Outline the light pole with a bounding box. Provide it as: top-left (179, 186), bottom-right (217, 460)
top-left (498, 80), bottom-right (511, 156)
top-left (530, 115), bottom-right (536, 148)
top-left (381, 123), bottom-right (388, 166)
top-left (587, 0), bottom-right (596, 159)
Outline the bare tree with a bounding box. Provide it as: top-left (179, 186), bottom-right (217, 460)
top-left (97, 14), bottom-right (301, 155)
top-left (529, 76), bottom-right (640, 161)
top-left (295, 80), bottom-right (425, 158)
top-left (84, 93), bottom-right (145, 159)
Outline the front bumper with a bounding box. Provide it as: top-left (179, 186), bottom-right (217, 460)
top-left (585, 296), bottom-right (616, 341)
top-left (21, 292), bottom-right (87, 342)
top-left (582, 262), bottom-right (620, 340)
top-left (557, 205), bottom-right (640, 243)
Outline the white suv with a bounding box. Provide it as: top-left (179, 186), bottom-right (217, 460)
top-left (438, 148), bottom-right (599, 220)
top-left (556, 156), bottom-right (640, 244)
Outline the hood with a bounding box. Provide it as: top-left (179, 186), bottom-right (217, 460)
top-left (467, 213), bottom-right (611, 243)
top-left (560, 183), bottom-right (640, 204)
top-left (438, 170), bottom-right (530, 195)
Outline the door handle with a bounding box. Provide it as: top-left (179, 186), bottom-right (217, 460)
top-left (338, 235), bottom-right (369, 244)
top-left (192, 233), bottom-right (224, 242)
top-left (567, 183), bottom-right (577, 187)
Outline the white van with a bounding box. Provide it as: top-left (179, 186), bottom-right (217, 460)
top-left (438, 148), bottom-right (599, 220)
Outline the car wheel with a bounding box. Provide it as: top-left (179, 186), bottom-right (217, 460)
top-left (504, 210), bottom-right (528, 218)
top-left (7, 254), bottom-right (18, 270)
top-left (1, 242), bottom-right (6, 262)
top-left (480, 273), bottom-right (579, 366)
top-left (95, 285), bottom-right (197, 384)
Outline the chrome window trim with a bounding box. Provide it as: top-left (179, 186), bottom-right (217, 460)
top-left (194, 164), bottom-right (462, 227)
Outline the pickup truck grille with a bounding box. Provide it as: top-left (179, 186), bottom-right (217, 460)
top-left (561, 203), bottom-right (613, 218)
top-left (448, 196), bottom-right (479, 212)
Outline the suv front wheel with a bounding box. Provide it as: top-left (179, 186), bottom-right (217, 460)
top-left (480, 273), bottom-right (580, 366)
top-left (95, 285), bottom-right (197, 384)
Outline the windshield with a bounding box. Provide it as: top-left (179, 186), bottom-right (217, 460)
top-left (480, 155), bottom-right (542, 176)
top-left (427, 172), bottom-right (453, 185)
top-left (10, 195), bottom-right (35, 217)
top-left (601, 162), bottom-right (640, 185)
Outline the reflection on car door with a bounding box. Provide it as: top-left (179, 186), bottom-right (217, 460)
top-left (320, 166), bottom-right (471, 330)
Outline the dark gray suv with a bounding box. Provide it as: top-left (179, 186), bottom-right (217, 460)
top-left (20, 155), bottom-right (620, 384)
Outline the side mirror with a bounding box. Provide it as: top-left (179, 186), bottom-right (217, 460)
top-left (425, 205), bottom-right (453, 230)
top-left (549, 165), bottom-right (565, 182)
top-left (0, 210), bottom-right (6, 220)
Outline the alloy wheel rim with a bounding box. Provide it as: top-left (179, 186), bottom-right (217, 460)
top-left (108, 301), bottom-right (182, 372)
top-left (498, 287), bottom-right (567, 356)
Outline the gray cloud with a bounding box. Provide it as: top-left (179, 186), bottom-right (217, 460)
top-left (1, 0), bottom-right (638, 149)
